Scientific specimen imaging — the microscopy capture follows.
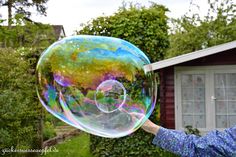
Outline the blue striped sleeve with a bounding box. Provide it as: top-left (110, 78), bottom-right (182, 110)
top-left (152, 126), bottom-right (236, 157)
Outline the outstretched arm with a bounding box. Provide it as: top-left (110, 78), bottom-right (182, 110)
top-left (142, 119), bottom-right (236, 157)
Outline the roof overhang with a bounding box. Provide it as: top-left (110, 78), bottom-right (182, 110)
top-left (144, 40), bottom-right (236, 72)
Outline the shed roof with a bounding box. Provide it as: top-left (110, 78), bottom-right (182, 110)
top-left (144, 40), bottom-right (236, 72)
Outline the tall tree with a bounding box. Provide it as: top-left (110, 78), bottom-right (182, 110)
top-left (1, 0), bottom-right (48, 26)
top-left (166, 0), bottom-right (236, 58)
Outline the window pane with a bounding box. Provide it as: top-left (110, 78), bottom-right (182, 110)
top-left (229, 116), bottom-right (236, 127)
top-left (215, 73), bottom-right (236, 128)
top-left (182, 75), bottom-right (193, 87)
top-left (215, 101), bottom-right (227, 114)
top-left (194, 102), bottom-right (205, 114)
top-left (195, 115), bottom-right (206, 128)
top-left (216, 115), bottom-right (227, 128)
top-left (227, 88), bottom-right (236, 101)
top-left (182, 101), bottom-right (193, 113)
top-left (228, 101), bottom-right (236, 114)
top-left (228, 74), bottom-right (236, 86)
top-left (194, 75), bottom-right (205, 87)
top-left (181, 74), bottom-right (206, 128)
top-left (182, 88), bottom-right (193, 100)
top-left (215, 88), bottom-right (227, 100)
top-left (194, 88), bottom-right (205, 101)
top-left (182, 115), bottom-right (193, 127)
top-left (215, 74), bottom-right (226, 87)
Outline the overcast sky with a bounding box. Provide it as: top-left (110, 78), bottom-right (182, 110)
top-left (1, 0), bottom-right (210, 35)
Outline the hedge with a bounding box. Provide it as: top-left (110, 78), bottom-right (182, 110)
top-left (90, 106), bottom-right (177, 157)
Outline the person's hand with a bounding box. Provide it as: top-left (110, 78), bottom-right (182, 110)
top-left (141, 119), bottom-right (160, 135)
top-left (127, 111), bottom-right (160, 135)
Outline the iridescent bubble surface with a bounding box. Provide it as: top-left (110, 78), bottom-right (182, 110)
top-left (36, 35), bottom-right (156, 138)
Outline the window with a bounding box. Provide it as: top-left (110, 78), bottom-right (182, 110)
top-left (181, 74), bottom-right (206, 128)
top-left (175, 66), bottom-right (236, 132)
top-left (214, 73), bottom-right (236, 128)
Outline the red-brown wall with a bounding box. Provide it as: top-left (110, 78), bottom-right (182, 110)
top-left (158, 48), bottom-right (236, 129)
top-left (159, 67), bottom-right (175, 129)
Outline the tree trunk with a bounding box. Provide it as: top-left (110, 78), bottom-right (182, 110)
top-left (7, 0), bottom-right (12, 27)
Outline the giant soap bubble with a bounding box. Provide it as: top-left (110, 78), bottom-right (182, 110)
top-left (36, 35), bottom-right (156, 138)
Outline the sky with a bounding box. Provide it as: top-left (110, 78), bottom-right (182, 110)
top-left (1, 0), bottom-right (210, 35)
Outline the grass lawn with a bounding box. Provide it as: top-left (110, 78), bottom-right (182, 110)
top-left (43, 132), bottom-right (93, 157)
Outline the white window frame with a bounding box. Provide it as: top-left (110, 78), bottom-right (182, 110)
top-left (175, 65), bottom-right (236, 133)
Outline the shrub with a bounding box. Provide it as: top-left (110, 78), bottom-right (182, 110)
top-left (90, 107), bottom-right (177, 157)
top-left (43, 121), bottom-right (57, 141)
top-left (184, 125), bottom-right (201, 136)
top-left (0, 47), bottom-right (44, 156)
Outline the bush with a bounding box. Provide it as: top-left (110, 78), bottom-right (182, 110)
top-left (184, 125), bottom-right (201, 136)
top-left (0, 47), bottom-right (44, 156)
top-left (90, 107), bottom-right (177, 157)
top-left (43, 121), bottom-right (57, 141)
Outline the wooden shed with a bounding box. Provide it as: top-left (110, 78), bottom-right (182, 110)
top-left (145, 40), bottom-right (236, 132)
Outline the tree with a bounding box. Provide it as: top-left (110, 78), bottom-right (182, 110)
top-left (77, 2), bottom-right (169, 62)
top-left (166, 0), bottom-right (236, 58)
top-left (0, 14), bottom-right (56, 48)
top-left (1, 0), bottom-right (48, 26)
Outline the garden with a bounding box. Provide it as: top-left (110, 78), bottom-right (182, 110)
top-left (1, 0), bottom-right (236, 156)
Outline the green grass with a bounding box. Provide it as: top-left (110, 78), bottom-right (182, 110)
top-left (43, 132), bottom-right (93, 157)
